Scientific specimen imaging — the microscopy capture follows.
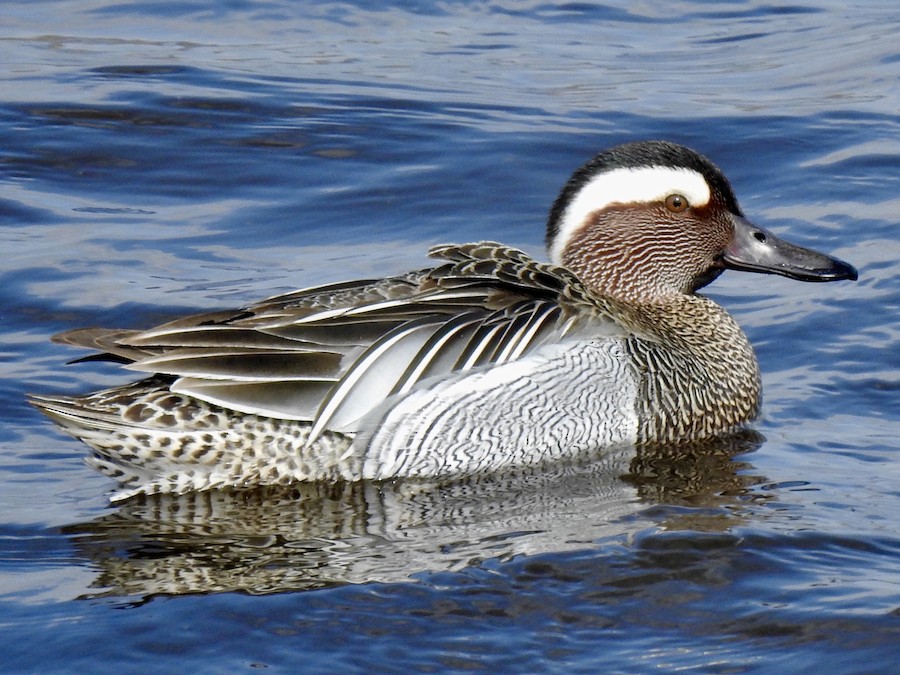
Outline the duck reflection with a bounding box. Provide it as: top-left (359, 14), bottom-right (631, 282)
top-left (64, 430), bottom-right (764, 600)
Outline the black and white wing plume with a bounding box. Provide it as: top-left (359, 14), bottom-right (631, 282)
top-left (54, 243), bottom-right (621, 441)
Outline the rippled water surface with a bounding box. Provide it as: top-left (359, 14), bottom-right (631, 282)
top-left (2, 1), bottom-right (899, 672)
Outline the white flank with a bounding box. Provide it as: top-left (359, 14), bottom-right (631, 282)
top-left (549, 166), bottom-right (712, 264)
top-left (360, 339), bottom-right (640, 480)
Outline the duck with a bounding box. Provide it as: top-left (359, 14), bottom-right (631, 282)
top-left (30, 140), bottom-right (858, 501)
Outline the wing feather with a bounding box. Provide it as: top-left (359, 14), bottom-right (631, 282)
top-left (307, 318), bottom-right (443, 440)
top-left (170, 378), bottom-right (336, 420)
top-left (390, 312), bottom-right (485, 396)
top-left (127, 349), bottom-right (344, 381)
top-left (55, 242), bottom-right (625, 431)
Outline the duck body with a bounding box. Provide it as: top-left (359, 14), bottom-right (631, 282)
top-left (31, 141), bottom-right (856, 501)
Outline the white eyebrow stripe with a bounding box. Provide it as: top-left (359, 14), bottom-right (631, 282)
top-left (549, 166), bottom-right (711, 264)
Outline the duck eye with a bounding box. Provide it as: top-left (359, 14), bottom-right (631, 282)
top-left (665, 194), bottom-right (689, 213)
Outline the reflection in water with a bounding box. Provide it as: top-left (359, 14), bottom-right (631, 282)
top-left (64, 431), bottom-right (764, 600)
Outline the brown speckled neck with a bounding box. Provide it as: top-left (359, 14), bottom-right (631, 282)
top-left (614, 293), bottom-right (762, 443)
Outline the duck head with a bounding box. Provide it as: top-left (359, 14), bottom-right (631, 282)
top-left (546, 140), bottom-right (857, 302)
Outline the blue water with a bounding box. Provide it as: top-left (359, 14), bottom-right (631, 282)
top-left (2, 1), bottom-right (899, 672)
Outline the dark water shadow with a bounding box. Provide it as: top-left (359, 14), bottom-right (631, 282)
top-left (62, 430), bottom-right (765, 601)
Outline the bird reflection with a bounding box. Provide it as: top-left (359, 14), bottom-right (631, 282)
top-left (64, 430), bottom-right (764, 601)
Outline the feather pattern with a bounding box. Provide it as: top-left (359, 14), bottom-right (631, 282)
top-left (53, 243), bottom-right (623, 435)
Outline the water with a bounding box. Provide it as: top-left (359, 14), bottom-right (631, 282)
top-left (2, 1), bottom-right (899, 671)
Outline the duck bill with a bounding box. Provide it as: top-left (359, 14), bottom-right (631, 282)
top-left (723, 216), bottom-right (858, 282)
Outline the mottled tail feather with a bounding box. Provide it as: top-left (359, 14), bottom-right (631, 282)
top-left (29, 392), bottom-right (161, 498)
top-left (29, 381), bottom-right (356, 502)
